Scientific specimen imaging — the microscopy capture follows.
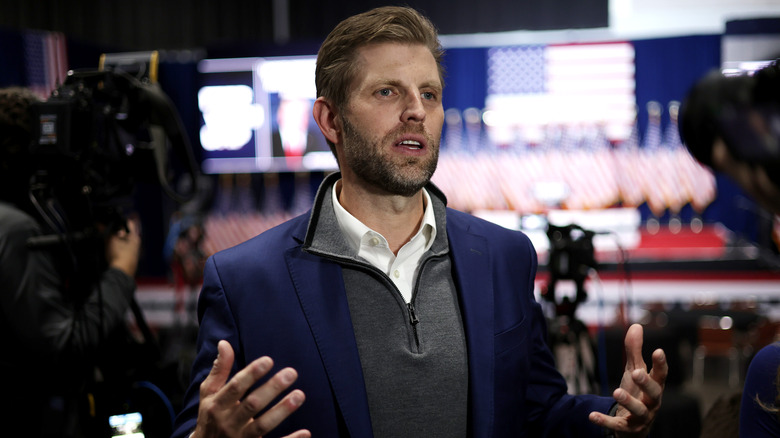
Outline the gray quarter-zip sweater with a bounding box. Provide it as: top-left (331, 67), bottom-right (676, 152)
top-left (302, 174), bottom-right (469, 438)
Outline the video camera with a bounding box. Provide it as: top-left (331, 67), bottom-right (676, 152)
top-left (28, 63), bottom-right (199, 246)
top-left (18, 55), bottom-right (199, 438)
top-left (541, 223), bottom-right (599, 319)
top-left (679, 59), bottom-right (780, 186)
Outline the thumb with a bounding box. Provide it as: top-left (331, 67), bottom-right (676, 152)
top-left (200, 340), bottom-right (235, 397)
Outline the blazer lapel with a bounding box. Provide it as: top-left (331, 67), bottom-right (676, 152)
top-left (447, 212), bottom-right (495, 438)
top-left (285, 243), bottom-right (374, 438)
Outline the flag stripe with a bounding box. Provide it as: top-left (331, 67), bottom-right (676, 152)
top-left (486, 41), bottom-right (635, 142)
top-left (24, 30), bottom-right (68, 99)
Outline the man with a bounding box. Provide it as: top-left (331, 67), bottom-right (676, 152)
top-left (172, 6), bottom-right (666, 438)
top-left (0, 86), bottom-right (142, 436)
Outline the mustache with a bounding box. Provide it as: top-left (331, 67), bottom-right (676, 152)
top-left (384, 123), bottom-right (436, 146)
top-left (341, 114), bottom-right (439, 149)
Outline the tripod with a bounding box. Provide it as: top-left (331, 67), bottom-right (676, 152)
top-left (541, 223), bottom-right (601, 395)
top-left (546, 306), bottom-right (600, 395)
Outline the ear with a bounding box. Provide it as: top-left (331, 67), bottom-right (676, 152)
top-left (312, 97), bottom-right (341, 145)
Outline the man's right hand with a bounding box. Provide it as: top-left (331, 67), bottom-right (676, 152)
top-left (193, 340), bottom-right (310, 438)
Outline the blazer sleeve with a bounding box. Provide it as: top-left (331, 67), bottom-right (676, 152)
top-left (512, 229), bottom-right (614, 437)
top-left (452, 211), bottom-right (614, 437)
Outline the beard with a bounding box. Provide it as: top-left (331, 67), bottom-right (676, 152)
top-left (340, 116), bottom-right (439, 197)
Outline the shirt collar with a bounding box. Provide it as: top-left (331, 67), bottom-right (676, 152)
top-left (331, 179), bottom-right (437, 255)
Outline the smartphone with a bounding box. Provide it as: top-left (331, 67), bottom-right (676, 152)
top-left (108, 412), bottom-right (145, 438)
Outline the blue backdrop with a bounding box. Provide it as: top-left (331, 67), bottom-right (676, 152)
top-left (0, 28), bottom-right (773, 275)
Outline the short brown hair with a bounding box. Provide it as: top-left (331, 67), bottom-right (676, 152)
top-left (315, 6), bottom-right (445, 112)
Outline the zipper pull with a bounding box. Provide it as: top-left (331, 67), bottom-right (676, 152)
top-left (407, 302), bottom-right (419, 326)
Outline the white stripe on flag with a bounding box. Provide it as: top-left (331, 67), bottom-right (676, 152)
top-left (24, 30), bottom-right (68, 99)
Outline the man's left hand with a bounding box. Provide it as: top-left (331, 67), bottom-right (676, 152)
top-left (589, 323), bottom-right (667, 437)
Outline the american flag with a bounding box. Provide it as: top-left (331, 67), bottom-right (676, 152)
top-left (476, 42), bottom-right (635, 211)
top-left (485, 42), bottom-right (636, 144)
top-left (433, 42), bottom-right (717, 217)
top-left (613, 118), bottom-right (646, 208)
top-left (487, 45), bottom-right (546, 95)
top-left (639, 102), bottom-right (668, 217)
top-left (23, 30), bottom-right (68, 99)
top-left (774, 216), bottom-right (780, 251)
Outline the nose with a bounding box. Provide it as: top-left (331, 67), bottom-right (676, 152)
top-left (402, 92), bottom-right (426, 123)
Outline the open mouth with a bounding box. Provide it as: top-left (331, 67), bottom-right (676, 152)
top-left (398, 139), bottom-right (423, 149)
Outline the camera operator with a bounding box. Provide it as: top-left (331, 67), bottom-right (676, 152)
top-left (681, 60), bottom-right (780, 437)
top-left (0, 86), bottom-right (142, 437)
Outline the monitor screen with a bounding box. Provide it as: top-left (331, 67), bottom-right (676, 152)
top-left (197, 56), bottom-right (336, 174)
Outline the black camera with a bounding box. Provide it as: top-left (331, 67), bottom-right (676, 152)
top-left (28, 68), bottom-right (199, 238)
top-left (679, 60), bottom-right (780, 185)
top-left (541, 223), bottom-right (598, 318)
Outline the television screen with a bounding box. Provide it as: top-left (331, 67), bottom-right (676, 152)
top-left (197, 56), bottom-right (336, 174)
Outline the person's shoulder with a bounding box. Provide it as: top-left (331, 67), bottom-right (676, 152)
top-left (744, 341), bottom-right (780, 386)
top-left (754, 342), bottom-right (780, 364)
top-left (0, 202), bottom-right (39, 235)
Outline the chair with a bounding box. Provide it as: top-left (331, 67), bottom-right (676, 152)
top-left (692, 315), bottom-right (745, 388)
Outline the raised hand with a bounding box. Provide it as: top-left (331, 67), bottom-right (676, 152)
top-left (589, 324), bottom-right (668, 438)
top-left (193, 340), bottom-right (310, 438)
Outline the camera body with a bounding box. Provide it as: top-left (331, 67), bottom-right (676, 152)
top-left (28, 68), bottom-right (198, 235)
top-left (680, 60), bottom-right (780, 184)
top-left (32, 71), bottom-right (142, 194)
top-left (541, 223), bottom-right (598, 318)
top-left (30, 70), bottom-right (150, 230)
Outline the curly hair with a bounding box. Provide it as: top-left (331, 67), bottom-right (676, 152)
top-left (0, 87), bottom-right (41, 205)
top-left (756, 362), bottom-right (780, 421)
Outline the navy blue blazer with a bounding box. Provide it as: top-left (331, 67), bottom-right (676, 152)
top-left (172, 206), bottom-right (614, 437)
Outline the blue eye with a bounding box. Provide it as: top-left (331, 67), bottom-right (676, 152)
top-left (378, 89), bottom-right (392, 97)
top-left (422, 92), bottom-right (435, 100)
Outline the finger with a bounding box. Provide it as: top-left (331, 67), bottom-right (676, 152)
top-left (223, 366), bottom-right (297, 433)
top-left (125, 218), bottom-right (138, 235)
top-left (238, 367), bottom-right (299, 423)
top-left (215, 354), bottom-right (275, 413)
top-left (114, 226), bottom-right (128, 239)
top-left (589, 404), bottom-right (646, 434)
top-left (246, 388), bottom-right (307, 437)
top-left (589, 410), bottom-right (625, 431)
top-left (630, 374), bottom-right (663, 416)
top-left (120, 218), bottom-right (140, 239)
top-left (589, 411), bottom-right (645, 434)
top-left (283, 430), bottom-right (312, 438)
top-left (614, 386), bottom-right (649, 419)
top-left (200, 340), bottom-right (236, 398)
top-left (633, 351), bottom-right (666, 410)
top-left (623, 324), bottom-right (646, 371)
top-left (649, 348), bottom-right (668, 387)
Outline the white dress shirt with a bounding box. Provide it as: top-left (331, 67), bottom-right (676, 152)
top-left (331, 180), bottom-right (437, 303)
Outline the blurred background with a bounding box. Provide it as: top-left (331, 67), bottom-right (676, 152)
top-left (2, 0), bottom-right (780, 435)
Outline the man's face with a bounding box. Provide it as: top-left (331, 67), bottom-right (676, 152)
top-left (336, 42), bottom-right (444, 197)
